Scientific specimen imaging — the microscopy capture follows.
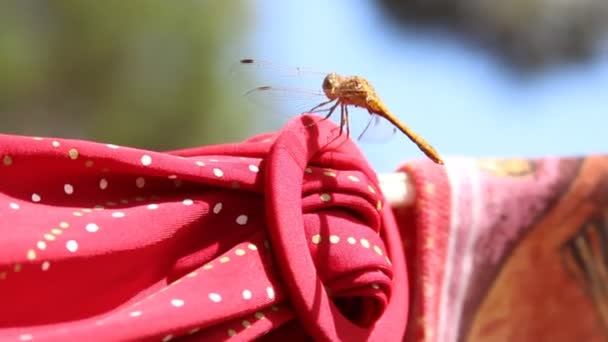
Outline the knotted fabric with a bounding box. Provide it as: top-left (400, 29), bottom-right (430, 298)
top-left (0, 114), bottom-right (408, 341)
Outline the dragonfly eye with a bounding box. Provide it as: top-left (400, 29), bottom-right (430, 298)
top-left (322, 73), bottom-right (341, 100)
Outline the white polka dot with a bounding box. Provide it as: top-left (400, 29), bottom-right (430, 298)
top-left (209, 293), bottom-right (222, 302)
top-left (129, 311), bottom-right (142, 317)
top-left (242, 289), bottom-right (252, 300)
top-left (329, 235), bottom-right (340, 244)
top-left (52, 140), bottom-right (60, 147)
top-left (9, 202), bottom-right (19, 210)
top-left (235, 249), bottom-right (246, 256)
top-left (360, 238), bottom-right (370, 248)
top-left (135, 177), bottom-right (145, 188)
top-left (162, 335), bottom-right (173, 342)
top-left (347, 175), bottom-right (360, 182)
top-left (209, 158), bottom-right (219, 162)
top-left (213, 168), bottom-right (223, 177)
top-left (266, 286), bottom-right (275, 299)
top-left (227, 329), bottom-right (236, 337)
top-left (371, 283), bottom-right (380, 289)
top-left (236, 215), bottom-right (248, 225)
top-left (66, 240), bottom-right (78, 252)
top-left (182, 199), bottom-right (193, 206)
top-left (112, 212), bottom-right (125, 218)
top-left (248, 164), bottom-right (259, 172)
top-left (242, 320), bottom-right (251, 328)
top-left (37, 241), bottom-right (47, 250)
top-left (106, 144), bottom-right (119, 149)
top-left (27, 249), bottom-right (36, 260)
top-left (320, 193), bottom-right (331, 202)
top-left (247, 243), bottom-right (258, 251)
top-left (312, 234), bottom-right (321, 244)
top-left (168, 175), bottom-right (177, 179)
top-left (85, 223), bottom-right (99, 233)
top-left (147, 204), bottom-right (159, 210)
top-left (64, 184), bottom-right (74, 195)
top-left (68, 148), bottom-right (79, 160)
top-left (323, 170), bottom-right (337, 177)
top-left (33, 137), bottom-right (43, 141)
top-left (171, 298), bottom-right (184, 307)
top-left (213, 202), bottom-right (222, 214)
top-left (140, 155), bottom-right (152, 166)
top-left (99, 178), bottom-right (108, 190)
top-left (196, 161), bottom-right (205, 167)
top-left (374, 245), bottom-right (383, 256)
top-left (347, 237), bottom-right (357, 244)
top-left (18, 334), bottom-right (33, 341)
top-left (41, 261), bottom-right (50, 271)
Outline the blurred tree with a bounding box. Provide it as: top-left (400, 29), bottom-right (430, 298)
top-left (378, 0), bottom-right (608, 72)
top-left (0, 1), bottom-right (252, 150)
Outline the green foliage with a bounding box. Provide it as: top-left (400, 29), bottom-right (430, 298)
top-left (0, 1), bottom-right (253, 149)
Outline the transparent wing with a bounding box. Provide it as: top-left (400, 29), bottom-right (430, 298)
top-left (355, 114), bottom-right (397, 143)
top-left (230, 58), bottom-right (328, 95)
top-left (231, 59), bottom-right (328, 79)
top-left (242, 85), bottom-right (335, 120)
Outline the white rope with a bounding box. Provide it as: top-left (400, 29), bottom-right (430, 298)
top-left (378, 172), bottom-right (415, 208)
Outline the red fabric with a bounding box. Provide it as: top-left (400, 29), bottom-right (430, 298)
top-left (0, 114), bottom-right (407, 341)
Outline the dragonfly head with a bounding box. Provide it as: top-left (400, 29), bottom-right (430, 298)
top-left (322, 73), bottom-right (344, 100)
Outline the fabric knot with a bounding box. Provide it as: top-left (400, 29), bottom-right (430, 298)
top-left (0, 114), bottom-right (407, 341)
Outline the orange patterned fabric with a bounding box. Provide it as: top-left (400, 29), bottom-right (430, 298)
top-left (396, 156), bottom-right (608, 341)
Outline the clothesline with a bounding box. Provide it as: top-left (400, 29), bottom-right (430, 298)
top-left (378, 171), bottom-right (414, 208)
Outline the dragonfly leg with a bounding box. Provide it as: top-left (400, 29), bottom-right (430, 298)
top-left (344, 105), bottom-right (351, 137)
top-left (323, 101), bottom-right (340, 120)
top-left (338, 104), bottom-right (346, 135)
top-left (308, 99), bottom-right (336, 114)
top-left (305, 101), bottom-right (340, 128)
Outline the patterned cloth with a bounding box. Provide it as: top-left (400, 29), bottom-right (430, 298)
top-left (398, 157), bottom-right (608, 341)
top-left (2, 113), bottom-right (606, 341)
top-left (0, 115), bottom-right (406, 341)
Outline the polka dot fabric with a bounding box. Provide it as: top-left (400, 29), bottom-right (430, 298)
top-left (0, 115), bottom-right (407, 341)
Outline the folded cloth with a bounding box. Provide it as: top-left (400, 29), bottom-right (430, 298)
top-left (0, 114), bottom-right (407, 341)
top-left (397, 157), bottom-right (608, 342)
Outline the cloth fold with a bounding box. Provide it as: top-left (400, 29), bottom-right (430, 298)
top-left (0, 114), bottom-right (407, 341)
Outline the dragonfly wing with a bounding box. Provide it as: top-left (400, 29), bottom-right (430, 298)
top-left (356, 114), bottom-right (397, 143)
top-left (230, 58), bottom-right (328, 95)
top-left (242, 86), bottom-right (333, 122)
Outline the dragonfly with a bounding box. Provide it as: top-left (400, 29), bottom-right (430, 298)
top-left (237, 59), bottom-right (444, 165)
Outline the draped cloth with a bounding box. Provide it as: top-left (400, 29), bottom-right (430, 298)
top-left (399, 156), bottom-right (608, 341)
top-left (0, 115), bottom-right (407, 341)
top-left (2, 112), bottom-right (607, 341)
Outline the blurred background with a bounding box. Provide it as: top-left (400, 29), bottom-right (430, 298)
top-left (1, 0), bottom-right (607, 172)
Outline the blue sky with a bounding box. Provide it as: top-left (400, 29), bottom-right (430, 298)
top-left (232, 0), bottom-right (608, 172)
